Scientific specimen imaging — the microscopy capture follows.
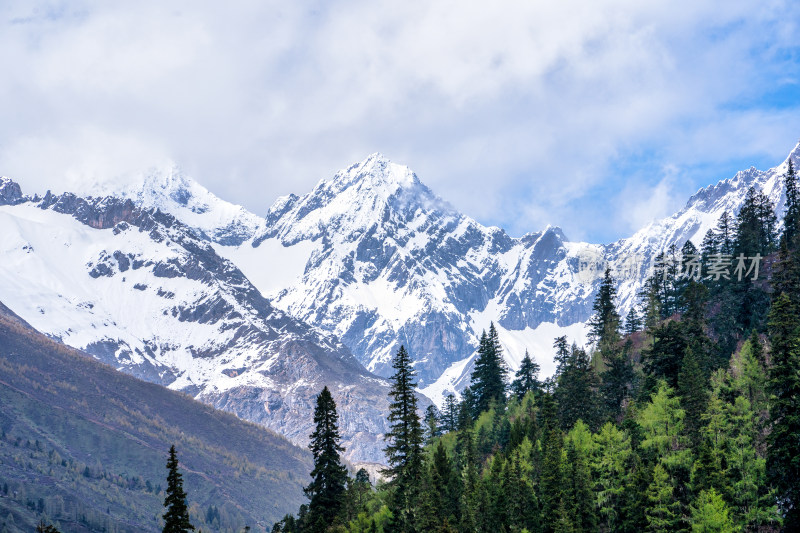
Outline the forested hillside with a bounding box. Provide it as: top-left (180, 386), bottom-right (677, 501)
top-left (0, 301), bottom-right (311, 533)
top-left (270, 162), bottom-right (800, 532)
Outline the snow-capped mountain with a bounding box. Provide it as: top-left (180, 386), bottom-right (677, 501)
top-left (0, 180), bottom-right (397, 463)
top-left (1, 139), bottom-right (796, 427)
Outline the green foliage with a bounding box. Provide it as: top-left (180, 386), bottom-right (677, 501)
top-left (511, 351), bottom-right (542, 400)
top-left (766, 292), bottom-right (800, 526)
top-left (163, 445), bottom-right (194, 533)
top-left (305, 386), bottom-right (348, 531)
top-left (471, 324), bottom-right (509, 414)
top-left (383, 346), bottom-right (424, 532)
top-left (689, 489), bottom-right (738, 533)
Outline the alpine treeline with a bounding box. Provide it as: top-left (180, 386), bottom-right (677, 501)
top-left (271, 167), bottom-right (800, 532)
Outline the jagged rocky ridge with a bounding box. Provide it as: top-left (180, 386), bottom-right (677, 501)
top-left (0, 180), bottom-right (399, 463)
top-left (1, 142), bottom-right (797, 413)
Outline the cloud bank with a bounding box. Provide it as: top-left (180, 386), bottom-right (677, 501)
top-left (1, 0), bottom-right (799, 242)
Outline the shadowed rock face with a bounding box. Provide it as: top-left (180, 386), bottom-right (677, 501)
top-left (0, 177), bottom-right (24, 205)
top-left (0, 181), bottom-right (424, 464)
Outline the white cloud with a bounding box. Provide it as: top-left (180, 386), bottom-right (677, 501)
top-left (0, 0), bottom-right (798, 239)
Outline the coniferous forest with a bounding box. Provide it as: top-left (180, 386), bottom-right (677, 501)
top-left (267, 164), bottom-right (800, 532)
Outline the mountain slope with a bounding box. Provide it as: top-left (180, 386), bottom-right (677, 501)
top-left (0, 185), bottom-right (396, 463)
top-left (0, 300), bottom-right (311, 532)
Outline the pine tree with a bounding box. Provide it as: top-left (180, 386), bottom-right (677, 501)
top-left (383, 346), bottom-right (424, 532)
top-left (766, 293), bottom-right (800, 527)
top-left (553, 335), bottom-right (571, 376)
top-left (588, 267), bottom-right (622, 348)
top-left (783, 158), bottom-right (800, 247)
top-left (715, 211), bottom-right (735, 256)
top-left (556, 344), bottom-right (601, 430)
top-left (540, 394), bottom-right (564, 533)
top-left (424, 405), bottom-right (441, 444)
top-left (471, 324), bottom-right (508, 414)
top-left (624, 306), bottom-right (643, 336)
top-left (602, 340), bottom-right (635, 420)
top-left (441, 393), bottom-right (459, 433)
top-left (305, 386), bottom-right (348, 531)
top-left (511, 350), bottom-right (541, 399)
top-left (689, 489), bottom-right (737, 533)
top-left (564, 424), bottom-right (598, 532)
top-left (592, 422), bottom-right (632, 531)
top-left (163, 445), bottom-right (194, 533)
top-left (678, 348), bottom-right (708, 449)
top-left (645, 464), bottom-right (683, 532)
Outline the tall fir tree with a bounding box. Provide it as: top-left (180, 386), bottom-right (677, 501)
top-left (766, 293), bottom-right (800, 527)
top-left (677, 347), bottom-right (708, 449)
top-left (441, 393), bottom-right (459, 432)
top-left (470, 323), bottom-right (508, 414)
top-left (383, 345), bottom-right (424, 532)
top-left (588, 267), bottom-right (622, 349)
top-left (782, 158), bottom-right (800, 247)
top-left (424, 405), bottom-right (441, 445)
top-left (305, 386), bottom-right (348, 532)
top-left (163, 445), bottom-right (194, 533)
top-left (511, 350), bottom-right (541, 399)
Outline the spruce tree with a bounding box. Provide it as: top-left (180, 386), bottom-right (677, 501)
top-left (470, 323), bottom-right (508, 414)
top-left (163, 445), bottom-right (194, 533)
top-left (689, 489), bottom-right (737, 533)
top-left (383, 345), bottom-right (424, 532)
top-left (423, 404), bottom-right (441, 444)
top-left (766, 293), bottom-right (800, 527)
top-left (511, 350), bottom-right (541, 399)
top-left (678, 348), bottom-right (708, 449)
top-left (624, 306), bottom-right (643, 336)
top-left (588, 267), bottom-right (622, 349)
top-left (645, 464), bottom-right (682, 532)
top-left (441, 393), bottom-right (459, 432)
top-left (783, 158), bottom-right (800, 247)
top-left (305, 386), bottom-right (348, 531)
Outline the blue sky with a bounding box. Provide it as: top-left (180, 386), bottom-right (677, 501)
top-left (1, 1), bottom-right (799, 243)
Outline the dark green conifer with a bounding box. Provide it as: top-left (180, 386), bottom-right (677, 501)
top-left (511, 350), bottom-right (541, 399)
top-left (305, 386), bottom-right (347, 531)
top-left (782, 159), bottom-right (800, 247)
top-left (677, 348), bottom-right (708, 448)
top-left (163, 445), bottom-right (194, 533)
top-left (766, 293), bottom-right (800, 526)
top-left (383, 345), bottom-right (424, 532)
top-left (470, 323), bottom-right (508, 414)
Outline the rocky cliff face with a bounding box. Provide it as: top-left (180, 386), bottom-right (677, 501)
top-left (0, 185), bottom-right (402, 463)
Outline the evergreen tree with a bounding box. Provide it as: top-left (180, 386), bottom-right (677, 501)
top-left (424, 405), bottom-right (441, 444)
top-left (540, 394), bottom-right (564, 533)
top-left (441, 394), bottom-right (459, 433)
top-left (305, 386), bottom-right (348, 531)
top-left (383, 346), bottom-right (424, 532)
top-left (564, 423), bottom-right (598, 532)
top-left (624, 306), bottom-right (643, 336)
top-left (553, 335), bottom-right (571, 377)
top-left (471, 324), bottom-right (508, 414)
top-left (782, 158), bottom-right (800, 247)
top-left (163, 445), bottom-right (194, 533)
top-left (715, 211), bottom-right (735, 257)
top-left (511, 350), bottom-right (541, 399)
top-left (678, 348), bottom-right (708, 449)
top-left (602, 340), bottom-right (635, 420)
top-left (592, 422), bottom-right (632, 531)
top-left (588, 267), bottom-right (622, 348)
top-left (645, 464), bottom-right (682, 532)
top-left (766, 293), bottom-right (800, 527)
top-left (555, 344), bottom-right (601, 430)
top-left (689, 489), bottom-right (737, 533)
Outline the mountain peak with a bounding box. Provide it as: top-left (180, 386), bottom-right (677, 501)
top-left (0, 176), bottom-right (25, 206)
top-left (321, 153), bottom-right (422, 198)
